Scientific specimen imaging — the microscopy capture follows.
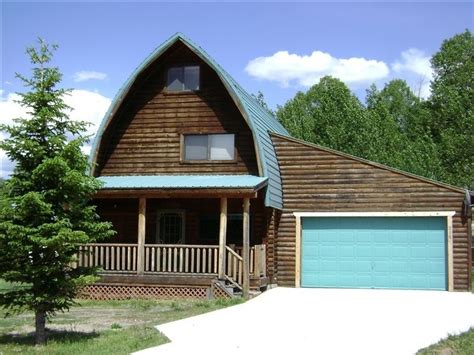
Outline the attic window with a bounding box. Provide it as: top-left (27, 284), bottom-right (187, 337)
top-left (183, 134), bottom-right (235, 161)
top-left (167, 65), bottom-right (200, 92)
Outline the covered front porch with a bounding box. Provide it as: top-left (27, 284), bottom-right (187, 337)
top-left (79, 175), bottom-right (269, 298)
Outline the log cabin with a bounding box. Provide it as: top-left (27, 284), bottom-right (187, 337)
top-left (81, 33), bottom-right (473, 300)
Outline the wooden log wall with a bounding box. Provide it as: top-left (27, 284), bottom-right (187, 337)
top-left (95, 199), bottom-right (138, 243)
top-left (263, 207), bottom-right (280, 283)
top-left (94, 193), bottom-right (266, 247)
top-left (271, 134), bottom-right (471, 291)
top-left (95, 41), bottom-right (258, 176)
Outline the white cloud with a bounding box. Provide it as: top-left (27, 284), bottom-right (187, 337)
top-left (73, 71), bottom-right (107, 82)
top-left (0, 89), bottom-right (111, 177)
top-left (392, 49), bottom-right (433, 99)
top-left (245, 50), bottom-right (390, 87)
top-left (0, 91), bottom-right (29, 126)
top-left (63, 89), bottom-right (111, 137)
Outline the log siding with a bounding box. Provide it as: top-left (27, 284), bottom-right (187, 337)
top-left (95, 42), bottom-right (258, 176)
top-left (271, 134), bottom-right (471, 291)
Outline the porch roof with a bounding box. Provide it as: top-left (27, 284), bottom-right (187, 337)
top-left (98, 175), bottom-right (268, 190)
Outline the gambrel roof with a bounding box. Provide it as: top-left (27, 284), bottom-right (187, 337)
top-left (89, 33), bottom-right (289, 209)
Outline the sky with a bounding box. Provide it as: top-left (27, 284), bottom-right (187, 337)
top-left (1, 1), bottom-right (473, 177)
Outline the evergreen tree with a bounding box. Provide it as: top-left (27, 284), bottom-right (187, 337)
top-left (0, 39), bottom-right (114, 345)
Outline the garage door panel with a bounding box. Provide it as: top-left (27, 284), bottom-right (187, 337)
top-left (301, 217), bottom-right (447, 290)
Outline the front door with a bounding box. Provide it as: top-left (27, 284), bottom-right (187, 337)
top-left (156, 210), bottom-right (185, 244)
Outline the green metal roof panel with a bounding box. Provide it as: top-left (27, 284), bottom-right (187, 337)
top-left (89, 33), bottom-right (289, 209)
top-left (98, 175), bottom-right (268, 190)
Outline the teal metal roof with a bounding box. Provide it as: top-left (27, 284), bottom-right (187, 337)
top-left (98, 175), bottom-right (268, 190)
top-left (89, 33), bottom-right (290, 209)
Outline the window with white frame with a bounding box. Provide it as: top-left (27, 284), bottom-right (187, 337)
top-left (183, 134), bottom-right (235, 161)
top-left (167, 65), bottom-right (200, 92)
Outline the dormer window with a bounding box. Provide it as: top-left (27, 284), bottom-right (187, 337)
top-left (167, 65), bottom-right (200, 92)
top-left (183, 134), bottom-right (235, 161)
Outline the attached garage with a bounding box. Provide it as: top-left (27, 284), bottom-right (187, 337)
top-left (271, 134), bottom-right (472, 291)
top-left (294, 212), bottom-right (455, 291)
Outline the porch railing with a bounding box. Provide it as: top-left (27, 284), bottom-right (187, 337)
top-left (77, 243), bottom-right (266, 282)
top-left (77, 243), bottom-right (138, 273)
top-left (225, 246), bottom-right (243, 286)
top-left (234, 245), bottom-right (267, 278)
top-left (144, 244), bottom-right (218, 274)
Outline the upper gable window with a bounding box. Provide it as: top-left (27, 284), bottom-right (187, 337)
top-left (183, 134), bottom-right (235, 161)
top-left (167, 65), bottom-right (200, 92)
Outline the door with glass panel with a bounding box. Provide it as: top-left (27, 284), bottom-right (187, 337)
top-left (156, 211), bottom-right (185, 244)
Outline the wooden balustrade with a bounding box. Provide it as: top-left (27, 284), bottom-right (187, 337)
top-left (225, 246), bottom-right (243, 286)
top-left (77, 243), bottom-right (265, 283)
top-left (144, 244), bottom-right (219, 274)
top-left (77, 244), bottom-right (138, 273)
top-left (234, 245), bottom-right (266, 277)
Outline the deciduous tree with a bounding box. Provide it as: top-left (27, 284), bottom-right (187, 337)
top-left (428, 30), bottom-right (474, 189)
top-left (277, 76), bottom-right (372, 159)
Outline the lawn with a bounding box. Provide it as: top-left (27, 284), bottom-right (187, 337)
top-left (0, 279), bottom-right (242, 354)
top-left (417, 328), bottom-right (474, 355)
top-left (416, 268), bottom-right (474, 354)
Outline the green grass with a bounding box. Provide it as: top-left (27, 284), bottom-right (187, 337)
top-left (0, 296), bottom-right (242, 354)
top-left (417, 328), bottom-right (474, 355)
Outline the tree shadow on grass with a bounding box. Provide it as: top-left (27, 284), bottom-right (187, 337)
top-left (0, 328), bottom-right (100, 347)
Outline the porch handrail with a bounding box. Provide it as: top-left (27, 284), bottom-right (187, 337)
top-left (80, 243), bottom-right (137, 247)
top-left (234, 244), bottom-right (266, 278)
top-left (225, 246), bottom-right (243, 287)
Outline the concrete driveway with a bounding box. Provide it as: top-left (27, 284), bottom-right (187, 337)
top-left (135, 287), bottom-right (474, 355)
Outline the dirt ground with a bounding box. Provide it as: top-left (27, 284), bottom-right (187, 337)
top-left (2, 299), bottom-right (215, 335)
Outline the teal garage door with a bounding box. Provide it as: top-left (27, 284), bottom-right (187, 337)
top-left (301, 217), bottom-right (447, 290)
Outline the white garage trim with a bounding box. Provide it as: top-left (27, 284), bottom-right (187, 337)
top-left (293, 211), bottom-right (455, 291)
top-left (293, 211), bottom-right (456, 217)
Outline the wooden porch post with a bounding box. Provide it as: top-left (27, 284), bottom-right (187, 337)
top-left (218, 197), bottom-right (228, 279)
top-left (243, 197), bottom-right (250, 299)
top-left (137, 197), bottom-right (146, 275)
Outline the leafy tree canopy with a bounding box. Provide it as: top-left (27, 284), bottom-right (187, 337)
top-left (275, 31), bottom-right (472, 189)
top-left (277, 76), bottom-right (372, 159)
top-left (429, 30), bottom-right (474, 189)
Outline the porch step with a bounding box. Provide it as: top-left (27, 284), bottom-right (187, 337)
top-left (250, 276), bottom-right (269, 291)
top-left (211, 279), bottom-right (236, 299)
top-left (249, 290), bottom-right (262, 299)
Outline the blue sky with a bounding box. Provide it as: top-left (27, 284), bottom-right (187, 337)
top-left (1, 1), bottom-right (473, 176)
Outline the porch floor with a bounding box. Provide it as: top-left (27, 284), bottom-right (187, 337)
top-left (98, 273), bottom-right (216, 287)
top-left (97, 272), bottom-right (269, 290)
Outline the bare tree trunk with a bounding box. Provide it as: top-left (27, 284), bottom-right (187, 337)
top-left (35, 309), bottom-right (47, 345)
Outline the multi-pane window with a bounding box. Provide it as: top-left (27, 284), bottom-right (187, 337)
top-left (157, 212), bottom-right (184, 244)
top-left (167, 65), bottom-right (200, 92)
top-left (183, 134), bottom-right (235, 161)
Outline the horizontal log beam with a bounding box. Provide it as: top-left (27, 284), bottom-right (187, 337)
top-left (95, 188), bottom-right (259, 199)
